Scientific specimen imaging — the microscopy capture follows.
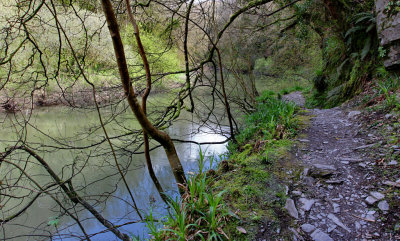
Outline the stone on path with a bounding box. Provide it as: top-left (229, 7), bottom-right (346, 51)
top-left (301, 224), bottom-right (316, 233)
top-left (299, 198), bottom-right (316, 211)
top-left (310, 229), bottom-right (334, 241)
top-left (327, 213), bottom-right (351, 233)
top-left (332, 203), bottom-right (340, 213)
top-left (370, 191), bottom-right (385, 200)
top-left (378, 200), bottom-right (390, 211)
top-left (285, 198), bottom-right (299, 219)
top-left (383, 180), bottom-right (400, 188)
top-left (310, 164), bottom-right (337, 178)
top-left (365, 196), bottom-right (378, 205)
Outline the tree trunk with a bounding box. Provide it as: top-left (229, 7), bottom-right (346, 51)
top-left (124, 0), bottom-right (168, 202)
top-left (100, 0), bottom-right (187, 192)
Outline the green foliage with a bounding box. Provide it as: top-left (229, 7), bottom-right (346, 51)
top-left (378, 46), bottom-right (388, 58)
top-left (253, 58), bottom-right (274, 76)
top-left (279, 85), bottom-right (304, 96)
top-left (145, 209), bottom-right (162, 241)
top-left (344, 12), bottom-right (377, 61)
top-left (301, 0), bottom-right (379, 107)
top-left (377, 73), bottom-right (400, 110)
top-left (47, 216), bottom-right (60, 227)
top-left (236, 91), bottom-right (297, 145)
top-left (384, 0), bottom-right (400, 16)
top-left (124, 23), bottom-right (183, 81)
top-left (146, 151), bottom-right (229, 241)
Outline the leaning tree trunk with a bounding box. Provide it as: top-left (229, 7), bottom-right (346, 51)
top-left (124, 0), bottom-right (168, 202)
top-left (100, 0), bottom-right (187, 192)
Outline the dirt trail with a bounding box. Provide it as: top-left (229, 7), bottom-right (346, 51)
top-left (284, 92), bottom-right (393, 241)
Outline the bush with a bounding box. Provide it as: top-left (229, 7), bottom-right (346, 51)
top-left (236, 91), bottom-right (297, 145)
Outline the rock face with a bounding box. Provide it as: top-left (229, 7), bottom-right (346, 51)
top-left (376, 0), bottom-right (400, 69)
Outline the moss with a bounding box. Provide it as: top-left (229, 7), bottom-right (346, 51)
top-left (213, 136), bottom-right (301, 239)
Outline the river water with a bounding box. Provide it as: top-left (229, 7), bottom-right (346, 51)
top-left (0, 104), bottom-right (228, 240)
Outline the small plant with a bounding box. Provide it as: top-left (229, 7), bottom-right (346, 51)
top-left (48, 216), bottom-right (60, 227)
top-left (378, 78), bottom-right (400, 109)
top-left (146, 150), bottom-right (229, 240)
top-left (145, 209), bottom-right (162, 241)
top-left (384, 0), bottom-right (400, 16)
top-left (378, 46), bottom-right (387, 58)
top-left (345, 12), bottom-right (377, 61)
top-left (236, 91), bottom-right (297, 145)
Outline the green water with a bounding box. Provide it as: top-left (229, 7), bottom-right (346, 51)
top-left (0, 105), bottom-right (227, 240)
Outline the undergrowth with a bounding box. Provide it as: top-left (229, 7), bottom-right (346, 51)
top-left (144, 153), bottom-right (231, 241)
top-left (232, 91), bottom-right (298, 148)
top-left (144, 92), bottom-right (301, 240)
top-left (213, 92), bottom-right (301, 240)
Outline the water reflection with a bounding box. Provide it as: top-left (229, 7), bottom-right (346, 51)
top-left (0, 107), bottom-right (227, 240)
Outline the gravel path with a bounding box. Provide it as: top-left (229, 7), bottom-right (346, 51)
top-left (284, 93), bottom-right (393, 240)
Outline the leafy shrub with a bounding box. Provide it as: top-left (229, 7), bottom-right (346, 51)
top-left (236, 91), bottom-right (297, 145)
top-left (145, 152), bottom-right (229, 241)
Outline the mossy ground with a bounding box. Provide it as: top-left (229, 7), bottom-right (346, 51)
top-left (211, 112), bottom-right (312, 240)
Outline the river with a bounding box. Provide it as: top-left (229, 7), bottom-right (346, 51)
top-left (0, 103), bottom-right (228, 240)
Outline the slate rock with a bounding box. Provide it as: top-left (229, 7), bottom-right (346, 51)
top-left (365, 196), bottom-right (378, 205)
top-left (285, 198), bottom-right (299, 219)
top-left (310, 164), bottom-right (336, 178)
top-left (328, 214), bottom-right (351, 233)
top-left (370, 191), bottom-right (385, 200)
top-left (310, 229), bottom-right (334, 241)
top-left (299, 198), bottom-right (316, 211)
top-left (333, 203), bottom-right (340, 213)
top-left (378, 200), bottom-right (389, 211)
top-left (366, 214), bottom-right (376, 221)
top-left (301, 224), bottom-right (316, 233)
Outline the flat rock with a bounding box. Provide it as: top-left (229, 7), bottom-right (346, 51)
top-left (285, 198), bottom-right (299, 219)
top-left (366, 214), bottom-right (376, 221)
top-left (348, 111), bottom-right (361, 118)
top-left (370, 191), bottom-right (385, 200)
top-left (299, 198), bottom-right (316, 211)
top-left (333, 203), bottom-right (340, 213)
top-left (313, 164), bottom-right (336, 170)
top-left (301, 224), bottom-right (316, 233)
top-left (327, 224), bottom-right (337, 233)
top-left (378, 200), bottom-right (389, 211)
top-left (340, 157), bottom-right (363, 163)
top-left (310, 164), bottom-right (336, 178)
top-left (383, 180), bottom-right (400, 188)
top-left (365, 196), bottom-right (378, 205)
top-left (328, 213), bottom-right (351, 233)
top-left (310, 229), bottom-right (334, 241)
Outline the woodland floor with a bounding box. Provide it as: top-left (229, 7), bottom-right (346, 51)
top-left (277, 92), bottom-right (400, 241)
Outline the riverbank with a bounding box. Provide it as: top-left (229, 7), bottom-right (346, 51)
top-left (145, 91), bottom-right (306, 240)
top-left (146, 84), bottom-right (400, 240)
top-left (0, 81), bottom-right (184, 113)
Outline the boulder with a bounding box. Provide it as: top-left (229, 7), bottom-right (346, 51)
top-left (376, 0), bottom-right (400, 69)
